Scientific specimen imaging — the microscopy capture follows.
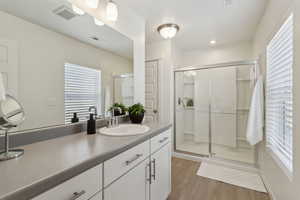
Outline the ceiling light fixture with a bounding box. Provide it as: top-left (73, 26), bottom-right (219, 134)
top-left (106, 0), bottom-right (118, 22)
top-left (72, 4), bottom-right (85, 15)
top-left (94, 17), bottom-right (105, 26)
top-left (210, 40), bottom-right (216, 45)
top-left (86, 0), bottom-right (99, 9)
top-left (157, 23), bottom-right (180, 39)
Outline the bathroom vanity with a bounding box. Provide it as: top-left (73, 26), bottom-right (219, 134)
top-left (0, 123), bottom-right (172, 200)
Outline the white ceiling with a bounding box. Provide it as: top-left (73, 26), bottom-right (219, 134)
top-left (0, 0), bottom-right (133, 59)
top-left (115, 0), bottom-right (267, 50)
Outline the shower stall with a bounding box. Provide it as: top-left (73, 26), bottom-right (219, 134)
top-left (174, 61), bottom-right (258, 164)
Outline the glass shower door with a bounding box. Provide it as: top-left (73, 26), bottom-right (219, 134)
top-left (174, 65), bottom-right (256, 164)
top-left (211, 66), bottom-right (256, 164)
top-left (174, 70), bottom-right (210, 156)
top-left (208, 67), bottom-right (239, 158)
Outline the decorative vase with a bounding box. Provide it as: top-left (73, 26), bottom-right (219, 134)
top-left (129, 112), bottom-right (144, 124)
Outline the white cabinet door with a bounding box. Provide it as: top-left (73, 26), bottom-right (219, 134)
top-left (150, 143), bottom-right (171, 200)
top-left (104, 159), bottom-right (150, 200)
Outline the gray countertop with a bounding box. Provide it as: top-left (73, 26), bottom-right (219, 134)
top-left (0, 122), bottom-right (172, 200)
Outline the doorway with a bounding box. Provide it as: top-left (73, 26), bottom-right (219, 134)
top-left (145, 60), bottom-right (159, 122)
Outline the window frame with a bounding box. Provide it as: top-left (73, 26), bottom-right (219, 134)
top-left (64, 63), bottom-right (102, 124)
top-left (265, 13), bottom-right (294, 178)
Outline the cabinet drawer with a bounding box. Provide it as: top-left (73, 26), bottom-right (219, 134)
top-left (104, 141), bottom-right (150, 187)
top-left (150, 129), bottom-right (171, 154)
top-left (33, 164), bottom-right (102, 200)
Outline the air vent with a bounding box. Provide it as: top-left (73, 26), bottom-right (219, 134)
top-left (224, 0), bottom-right (233, 7)
top-left (90, 36), bottom-right (99, 41)
top-left (53, 5), bottom-right (77, 20)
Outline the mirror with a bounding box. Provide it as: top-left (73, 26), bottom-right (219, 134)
top-left (0, 0), bottom-right (134, 133)
top-left (113, 74), bottom-right (134, 107)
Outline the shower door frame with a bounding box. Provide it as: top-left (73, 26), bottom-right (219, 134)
top-left (173, 60), bottom-right (258, 160)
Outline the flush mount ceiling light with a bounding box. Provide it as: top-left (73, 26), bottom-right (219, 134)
top-left (86, 0), bottom-right (99, 9)
top-left (72, 4), bottom-right (85, 15)
top-left (157, 23), bottom-right (180, 39)
top-left (106, 0), bottom-right (118, 22)
top-left (94, 17), bottom-right (105, 26)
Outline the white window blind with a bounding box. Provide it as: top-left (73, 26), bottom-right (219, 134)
top-left (64, 63), bottom-right (101, 124)
top-left (266, 14), bottom-right (293, 172)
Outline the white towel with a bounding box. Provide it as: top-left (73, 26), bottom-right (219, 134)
top-left (246, 75), bottom-right (264, 145)
top-left (0, 73), bottom-right (6, 101)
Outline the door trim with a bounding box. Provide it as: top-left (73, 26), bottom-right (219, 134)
top-left (145, 59), bottom-right (160, 122)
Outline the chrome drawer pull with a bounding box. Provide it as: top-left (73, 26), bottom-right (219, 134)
top-left (70, 190), bottom-right (86, 200)
top-left (125, 154), bottom-right (143, 165)
top-left (151, 158), bottom-right (156, 181)
top-left (159, 137), bottom-right (168, 143)
top-left (147, 162), bottom-right (152, 184)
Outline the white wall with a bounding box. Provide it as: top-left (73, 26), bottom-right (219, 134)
top-left (73, 0), bottom-right (145, 104)
top-left (0, 11), bottom-right (133, 131)
top-left (252, 0), bottom-right (299, 200)
top-left (181, 41), bottom-right (253, 67)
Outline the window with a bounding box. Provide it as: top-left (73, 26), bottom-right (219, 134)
top-left (266, 14), bottom-right (293, 173)
top-left (64, 63), bottom-right (101, 124)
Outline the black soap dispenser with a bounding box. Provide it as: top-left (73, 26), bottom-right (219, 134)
top-left (87, 114), bottom-right (96, 134)
top-left (71, 113), bottom-right (79, 123)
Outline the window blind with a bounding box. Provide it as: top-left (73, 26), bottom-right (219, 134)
top-left (266, 14), bottom-right (293, 172)
top-left (64, 63), bottom-right (101, 124)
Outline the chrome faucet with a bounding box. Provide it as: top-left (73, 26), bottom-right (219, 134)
top-left (108, 106), bottom-right (121, 127)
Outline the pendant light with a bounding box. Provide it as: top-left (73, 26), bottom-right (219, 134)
top-left (72, 4), bottom-right (85, 15)
top-left (157, 23), bottom-right (180, 39)
top-left (86, 0), bottom-right (99, 9)
top-left (94, 17), bottom-right (105, 26)
top-left (106, 0), bottom-right (118, 22)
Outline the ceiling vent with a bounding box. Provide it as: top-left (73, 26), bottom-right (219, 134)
top-left (224, 0), bottom-right (233, 7)
top-left (53, 5), bottom-right (77, 20)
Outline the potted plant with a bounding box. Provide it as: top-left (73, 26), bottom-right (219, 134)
top-left (109, 103), bottom-right (127, 116)
top-left (128, 103), bottom-right (145, 124)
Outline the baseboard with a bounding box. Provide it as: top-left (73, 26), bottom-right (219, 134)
top-left (260, 172), bottom-right (276, 200)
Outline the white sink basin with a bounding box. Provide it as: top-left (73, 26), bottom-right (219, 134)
top-left (99, 124), bottom-right (150, 136)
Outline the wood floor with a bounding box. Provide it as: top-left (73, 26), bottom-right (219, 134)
top-left (168, 157), bottom-right (270, 200)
